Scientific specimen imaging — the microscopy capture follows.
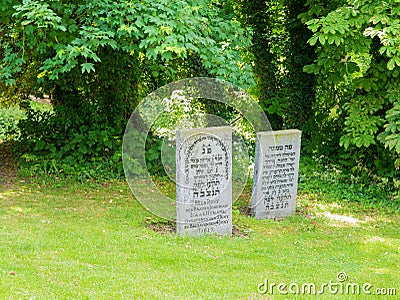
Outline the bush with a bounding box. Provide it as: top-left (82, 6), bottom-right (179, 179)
top-left (0, 106), bottom-right (25, 141)
top-left (14, 102), bottom-right (124, 180)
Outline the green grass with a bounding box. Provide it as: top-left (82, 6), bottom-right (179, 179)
top-left (1, 169), bottom-right (399, 299)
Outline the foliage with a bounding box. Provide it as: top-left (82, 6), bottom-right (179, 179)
top-left (299, 156), bottom-right (399, 211)
top-left (378, 94), bottom-right (400, 170)
top-left (0, 0), bottom-right (257, 178)
top-left (0, 105), bottom-right (25, 141)
top-left (234, 0), bottom-right (286, 129)
top-left (153, 90), bottom-right (206, 139)
top-left (232, 0), bottom-right (318, 137)
top-left (2, 0), bottom-right (399, 181)
top-left (1, 0), bottom-right (254, 90)
top-left (302, 0), bottom-right (400, 174)
top-left (145, 132), bottom-right (165, 175)
top-left (15, 102), bottom-right (123, 180)
top-left (283, 0), bottom-right (316, 138)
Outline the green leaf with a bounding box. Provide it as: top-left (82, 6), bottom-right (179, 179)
top-left (161, 51), bottom-right (173, 61)
top-left (308, 35), bottom-right (319, 46)
top-left (388, 58), bottom-right (396, 70)
top-left (68, 24), bottom-right (78, 33)
top-left (81, 63), bottom-right (95, 74)
top-left (318, 34), bottom-right (327, 46)
top-left (303, 64), bottom-right (320, 74)
top-left (327, 36), bottom-right (336, 45)
top-left (339, 136), bottom-right (351, 149)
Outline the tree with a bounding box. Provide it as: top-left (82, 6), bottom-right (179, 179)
top-left (284, 0), bottom-right (316, 138)
top-left (0, 0), bottom-right (254, 177)
top-left (235, 0), bottom-right (285, 130)
top-left (303, 0), bottom-right (400, 172)
top-left (1, 0), bottom-right (253, 105)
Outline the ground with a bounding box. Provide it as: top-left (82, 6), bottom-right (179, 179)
top-left (0, 148), bottom-right (399, 299)
top-left (0, 142), bottom-right (18, 185)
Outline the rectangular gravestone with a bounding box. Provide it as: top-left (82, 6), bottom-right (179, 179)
top-left (251, 129), bottom-right (302, 219)
top-left (176, 126), bottom-right (232, 236)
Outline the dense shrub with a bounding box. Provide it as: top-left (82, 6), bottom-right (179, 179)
top-left (0, 106), bottom-right (25, 141)
top-left (15, 102), bottom-right (123, 179)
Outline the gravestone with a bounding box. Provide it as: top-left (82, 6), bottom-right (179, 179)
top-left (176, 126), bottom-right (232, 236)
top-left (251, 130), bottom-right (302, 219)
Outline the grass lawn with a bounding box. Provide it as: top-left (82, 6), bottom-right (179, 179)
top-left (1, 158), bottom-right (399, 299)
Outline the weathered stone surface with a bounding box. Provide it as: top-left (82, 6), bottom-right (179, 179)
top-left (251, 130), bottom-right (302, 219)
top-left (176, 126), bottom-right (232, 236)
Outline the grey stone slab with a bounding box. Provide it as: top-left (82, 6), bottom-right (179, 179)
top-left (176, 126), bottom-right (232, 236)
top-left (251, 129), bottom-right (302, 219)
